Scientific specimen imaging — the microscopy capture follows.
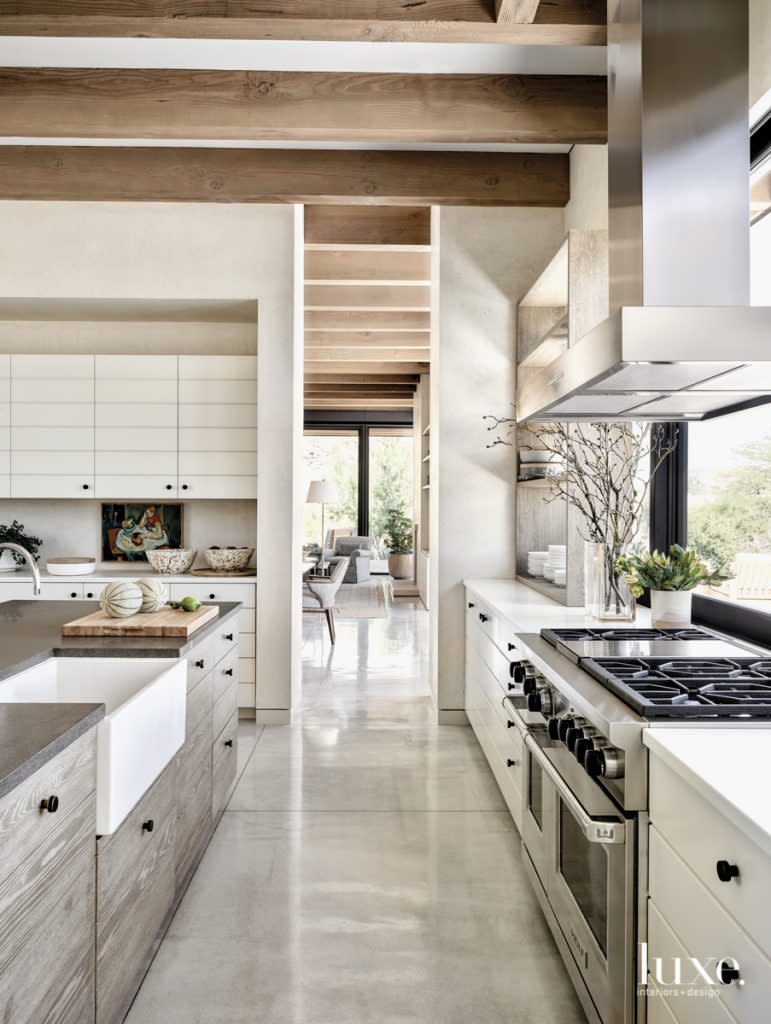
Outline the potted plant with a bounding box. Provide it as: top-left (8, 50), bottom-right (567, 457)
top-left (0, 520), bottom-right (43, 571)
top-left (615, 544), bottom-right (734, 627)
top-left (383, 507), bottom-right (414, 580)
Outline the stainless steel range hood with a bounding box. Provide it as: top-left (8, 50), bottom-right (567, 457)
top-left (518, 0), bottom-right (771, 422)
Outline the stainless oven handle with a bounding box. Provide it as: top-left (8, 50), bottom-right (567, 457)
top-left (524, 733), bottom-right (626, 846)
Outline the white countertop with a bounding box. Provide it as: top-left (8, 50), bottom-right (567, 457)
top-left (1, 568), bottom-right (257, 584)
top-left (463, 577), bottom-right (653, 633)
top-left (644, 728), bottom-right (771, 858)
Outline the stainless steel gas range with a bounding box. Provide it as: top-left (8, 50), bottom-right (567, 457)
top-left (504, 626), bottom-right (768, 1024)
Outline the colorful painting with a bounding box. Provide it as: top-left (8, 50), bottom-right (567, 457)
top-left (102, 503), bottom-right (184, 562)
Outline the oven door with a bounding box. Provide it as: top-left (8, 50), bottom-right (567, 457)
top-left (524, 734), bottom-right (636, 1024)
top-left (520, 728), bottom-right (554, 890)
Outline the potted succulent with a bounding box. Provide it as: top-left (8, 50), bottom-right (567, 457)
top-left (0, 520), bottom-right (43, 571)
top-left (615, 544), bottom-right (734, 627)
top-left (383, 506), bottom-right (414, 580)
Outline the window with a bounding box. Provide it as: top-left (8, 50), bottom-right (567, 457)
top-left (368, 429), bottom-right (414, 557)
top-left (687, 405), bottom-right (771, 609)
top-left (303, 431), bottom-right (359, 549)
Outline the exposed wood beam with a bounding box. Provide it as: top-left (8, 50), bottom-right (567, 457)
top-left (496, 0), bottom-right (541, 23)
top-left (305, 332), bottom-right (429, 348)
top-left (0, 147), bottom-right (571, 208)
top-left (0, 2), bottom-right (607, 45)
top-left (305, 361), bottom-right (429, 375)
top-left (305, 373), bottom-right (419, 385)
top-left (304, 249), bottom-right (431, 284)
top-left (305, 285), bottom-right (430, 311)
top-left (305, 310), bottom-right (430, 332)
top-left (305, 389), bottom-right (416, 399)
top-left (303, 347), bottom-right (430, 362)
top-left (0, 70), bottom-right (607, 145)
top-left (305, 207), bottom-right (431, 246)
top-left (305, 398), bottom-right (415, 410)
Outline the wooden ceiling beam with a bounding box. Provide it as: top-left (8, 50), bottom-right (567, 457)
top-left (305, 398), bottom-right (415, 409)
top-left (305, 207), bottom-right (431, 246)
top-left (0, 2), bottom-right (607, 45)
top-left (0, 147), bottom-right (570, 207)
top-left (0, 70), bottom-right (607, 145)
top-left (305, 331), bottom-right (429, 348)
top-left (305, 285), bottom-right (431, 310)
top-left (305, 310), bottom-right (430, 331)
top-left (304, 249), bottom-right (431, 284)
top-left (304, 347), bottom-right (430, 362)
top-left (305, 361), bottom-right (429, 374)
top-left (305, 373), bottom-right (419, 385)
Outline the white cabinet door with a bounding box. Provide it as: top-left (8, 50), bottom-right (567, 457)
top-left (178, 355), bottom-right (257, 500)
top-left (95, 355), bottom-right (178, 500)
top-left (40, 582), bottom-right (86, 600)
top-left (10, 355), bottom-right (95, 497)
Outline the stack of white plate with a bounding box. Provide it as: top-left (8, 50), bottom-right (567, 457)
top-left (527, 551), bottom-right (549, 577)
top-left (543, 545), bottom-right (567, 584)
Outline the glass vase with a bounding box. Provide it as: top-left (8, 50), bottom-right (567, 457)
top-left (584, 542), bottom-right (636, 622)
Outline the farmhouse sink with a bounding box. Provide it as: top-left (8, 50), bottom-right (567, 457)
top-left (0, 657), bottom-right (186, 834)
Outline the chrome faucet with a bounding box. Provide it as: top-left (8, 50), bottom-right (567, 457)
top-left (0, 543), bottom-right (41, 595)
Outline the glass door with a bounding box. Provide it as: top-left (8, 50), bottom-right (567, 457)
top-left (303, 430), bottom-right (359, 556)
top-left (368, 428), bottom-right (414, 569)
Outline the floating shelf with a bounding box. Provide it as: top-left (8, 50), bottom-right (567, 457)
top-left (515, 575), bottom-right (568, 602)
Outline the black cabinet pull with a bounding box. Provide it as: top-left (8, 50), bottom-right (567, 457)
top-left (506, 759), bottom-right (519, 768)
top-left (142, 819), bottom-right (154, 834)
top-left (209, 593), bottom-right (215, 600)
top-left (506, 720), bottom-right (516, 729)
top-left (508, 642), bottom-right (516, 652)
top-left (479, 613), bottom-right (489, 623)
top-left (40, 795), bottom-right (59, 813)
top-left (224, 668), bottom-right (234, 677)
top-left (166, 484), bottom-right (173, 490)
top-left (86, 592), bottom-right (93, 599)
top-left (70, 591), bottom-right (77, 598)
top-left (716, 860), bottom-right (739, 882)
top-left (224, 739), bottom-right (234, 748)
top-left (182, 484), bottom-right (189, 490)
top-left (467, 602), bottom-right (476, 609)
top-left (195, 659), bottom-right (205, 669)
top-left (718, 963), bottom-right (740, 986)
top-left (225, 633), bottom-right (234, 641)
top-left (82, 483), bottom-right (89, 490)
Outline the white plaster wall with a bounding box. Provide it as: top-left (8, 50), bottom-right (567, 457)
top-left (433, 206), bottom-right (565, 715)
top-left (0, 201), bottom-right (300, 716)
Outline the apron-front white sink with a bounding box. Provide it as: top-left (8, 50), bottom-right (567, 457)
top-left (0, 657), bottom-right (186, 834)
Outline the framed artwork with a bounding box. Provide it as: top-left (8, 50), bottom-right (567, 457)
top-left (102, 503), bottom-right (184, 562)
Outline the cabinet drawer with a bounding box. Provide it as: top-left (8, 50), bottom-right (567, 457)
top-left (177, 475), bottom-right (257, 500)
top-left (237, 607), bottom-right (256, 634)
top-left (179, 355), bottom-right (257, 380)
top-left (0, 861), bottom-right (95, 1024)
top-left (647, 900), bottom-right (741, 1024)
top-left (42, 582), bottom-right (86, 600)
top-left (95, 475), bottom-right (178, 499)
top-left (12, 354), bottom-right (94, 379)
top-left (210, 625), bottom-right (238, 670)
top-left (180, 378), bottom-right (257, 404)
top-left (184, 635), bottom-right (216, 692)
top-left (213, 673), bottom-right (239, 743)
top-left (0, 729), bottom-right (96, 887)
top-left (466, 697), bottom-right (522, 831)
top-left (212, 648), bottom-right (238, 708)
top-left (649, 826), bottom-right (771, 1023)
top-left (95, 355), bottom-right (177, 380)
top-left (170, 582), bottom-right (255, 608)
top-left (174, 711), bottom-right (212, 888)
top-left (11, 475), bottom-right (94, 499)
top-left (212, 711), bottom-right (238, 819)
top-left (239, 632), bottom-right (255, 659)
top-left (186, 671), bottom-right (213, 735)
top-left (650, 756), bottom-right (771, 956)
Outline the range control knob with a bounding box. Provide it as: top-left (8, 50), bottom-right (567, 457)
top-left (558, 716), bottom-right (584, 743)
top-left (566, 726), bottom-right (598, 754)
top-left (526, 688), bottom-right (553, 716)
top-left (585, 746), bottom-right (626, 780)
top-left (522, 674), bottom-right (543, 696)
top-left (547, 717), bottom-right (563, 740)
top-left (574, 736), bottom-right (602, 764)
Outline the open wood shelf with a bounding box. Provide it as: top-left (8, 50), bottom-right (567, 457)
top-left (515, 575), bottom-right (568, 602)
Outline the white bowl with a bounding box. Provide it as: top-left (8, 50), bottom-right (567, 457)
top-left (47, 557), bottom-right (96, 576)
top-left (519, 450), bottom-right (560, 464)
top-left (146, 549), bottom-right (196, 575)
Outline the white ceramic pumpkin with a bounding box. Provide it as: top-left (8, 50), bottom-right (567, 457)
top-left (99, 580), bottom-right (143, 618)
top-left (136, 578), bottom-right (169, 613)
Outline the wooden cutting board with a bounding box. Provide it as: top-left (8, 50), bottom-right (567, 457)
top-left (62, 603), bottom-right (219, 638)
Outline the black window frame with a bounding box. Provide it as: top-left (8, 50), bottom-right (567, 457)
top-left (650, 417), bottom-right (771, 649)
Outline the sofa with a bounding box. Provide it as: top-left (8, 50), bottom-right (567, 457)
top-left (323, 533), bottom-right (373, 584)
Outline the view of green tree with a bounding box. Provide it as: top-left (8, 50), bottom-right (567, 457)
top-left (369, 434), bottom-right (413, 556)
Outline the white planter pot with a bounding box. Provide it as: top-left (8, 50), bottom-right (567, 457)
top-left (0, 549), bottom-right (18, 572)
top-left (388, 553), bottom-right (413, 580)
top-left (650, 589), bottom-right (693, 628)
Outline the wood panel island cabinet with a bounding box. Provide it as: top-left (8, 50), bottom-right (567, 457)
top-left (0, 605), bottom-right (240, 1024)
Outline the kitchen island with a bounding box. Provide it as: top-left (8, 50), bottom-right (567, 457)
top-left (0, 600), bottom-right (243, 1024)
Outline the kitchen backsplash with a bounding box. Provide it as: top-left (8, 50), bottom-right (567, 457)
top-left (0, 499), bottom-right (256, 569)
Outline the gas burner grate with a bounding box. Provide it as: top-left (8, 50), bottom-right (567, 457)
top-left (542, 626), bottom-right (718, 643)
top-left (581, 657), bottom-right (771, 718)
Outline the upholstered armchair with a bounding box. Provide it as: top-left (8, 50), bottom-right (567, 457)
top-left (302, 556), bottom-right (349, 644)
top-left (334, 536), bottom-right (373, 583)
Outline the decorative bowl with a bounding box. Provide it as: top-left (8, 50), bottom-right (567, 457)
top-left (146, 549), bottom-right (197, 575)
top-left (204, 546), bottom-right (254, 573)
top-left (46, 557), bottom-right (96, 576)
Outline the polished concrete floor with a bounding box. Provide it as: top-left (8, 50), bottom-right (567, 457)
top-left (126, 599), bottom-right (586, 1024)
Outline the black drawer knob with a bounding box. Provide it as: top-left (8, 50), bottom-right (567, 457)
top-left (182, 484), bottom-right (189, 490)
top-left (166, 484), bottom-right (173, 490)
top-left (195, 659), bottom-right (205, 669)
top-left (209, 594), bottom-right (215, 600)
top-left (225, 633), bottom-right (234, 641)
top-left (40, 795), bottom-right (59, 813)
top-left (507, 643), bottom-right (516, 652)
top-left (224, 668), bottom-right (234, 677)
top-left (224, 739), bottom-right (234, 748)
top-left (479, 613), bottom-right (489, 623)
top-left (718, 962), bottom-right (740, 985)
top-left (506, 720), bottom-right (516, 729)
top-left (142, 819), bottom-right (154, 834)
top-left (82, 483), bottom-right (89, 490)
top-left (467, 602), bottom-right (475, 609)
top-left (70, 592), bottom-right (77, 598)
top-left (506, 758), bottom-right (519, 768)
top-left (86, 592), bottom-right (93, 599)
top-left (716, 860), bottom-right (739, 882)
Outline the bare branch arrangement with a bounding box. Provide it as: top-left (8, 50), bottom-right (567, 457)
top-left (526, 421), bottom-right (678, 554)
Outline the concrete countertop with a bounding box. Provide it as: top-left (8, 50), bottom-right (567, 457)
top-left (644, 728), bottom-right (771, 858)
top-left (0, 600), bottom-right (242, 682)
top-left (0, 702), bottom-right (105, 801)
top-left (2, 568), bottom-right (257, 584)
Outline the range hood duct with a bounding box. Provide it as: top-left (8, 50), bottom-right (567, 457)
top-left (518, 0), bottom-right (771, 422)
